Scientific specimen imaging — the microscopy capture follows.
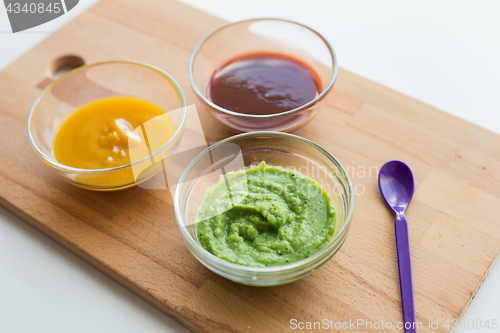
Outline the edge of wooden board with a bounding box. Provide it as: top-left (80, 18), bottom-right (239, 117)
top-left (0, 194), bottom-right (206, 333)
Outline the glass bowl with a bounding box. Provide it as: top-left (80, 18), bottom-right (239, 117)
top-left (27, 61), bottom-right (186, 191)
top-left (174, 132), bottom-right (354, 286)
top-left (189, 18), bottom-right (338, 133)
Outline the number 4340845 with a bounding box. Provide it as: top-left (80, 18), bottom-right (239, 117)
top-left (6, 2), bottom-right (61, 14)
top-left (444, 318), bottom-right (499, 330)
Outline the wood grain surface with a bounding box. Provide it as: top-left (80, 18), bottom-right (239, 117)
top-left (1, 0), bottom-right (500, 332)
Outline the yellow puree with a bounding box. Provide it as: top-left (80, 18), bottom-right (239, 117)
top-left (53, 97), bottom-right (174, 188)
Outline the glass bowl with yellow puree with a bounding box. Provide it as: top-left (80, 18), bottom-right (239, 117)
top-left (27, 61), bottom-right (186, 191)
top-left (174, 132), bottom-right (354, 286)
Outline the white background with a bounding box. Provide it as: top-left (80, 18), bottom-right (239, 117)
top-left (1, 0), bottom-right (499, 332)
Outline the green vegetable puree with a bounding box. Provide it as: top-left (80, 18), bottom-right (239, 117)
top-left (195, 162), bottom-right (337, 267)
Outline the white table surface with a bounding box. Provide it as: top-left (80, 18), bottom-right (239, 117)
top-left (1, 1), bottom-right (499, 332)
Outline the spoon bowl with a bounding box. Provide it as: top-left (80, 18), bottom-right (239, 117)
top-left (379, 160), bottom-right (415, 212)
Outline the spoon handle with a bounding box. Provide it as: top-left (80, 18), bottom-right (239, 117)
top-left (395, 213), bottom-right (417, 333)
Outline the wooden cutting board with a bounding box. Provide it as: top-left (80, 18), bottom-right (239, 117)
top-left (1, 0), bottom-right (499, 332)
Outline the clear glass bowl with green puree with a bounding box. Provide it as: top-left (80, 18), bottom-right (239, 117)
top-left (174, 132), bottom-right (354, 286)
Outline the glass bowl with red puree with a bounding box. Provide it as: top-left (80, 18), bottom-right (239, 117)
top-left (188, 18), bottom-right (338, 133)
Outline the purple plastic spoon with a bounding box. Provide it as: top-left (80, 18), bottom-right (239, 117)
top-left (379, 160), bottom-right (417, 333)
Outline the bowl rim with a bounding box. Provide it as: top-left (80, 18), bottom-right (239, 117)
top-left (174, 131), bottom-right (355, 274)
top-left (188, 18), bottom-right (338, 119)
top-left (26, 60), bottom-right (187, 173)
